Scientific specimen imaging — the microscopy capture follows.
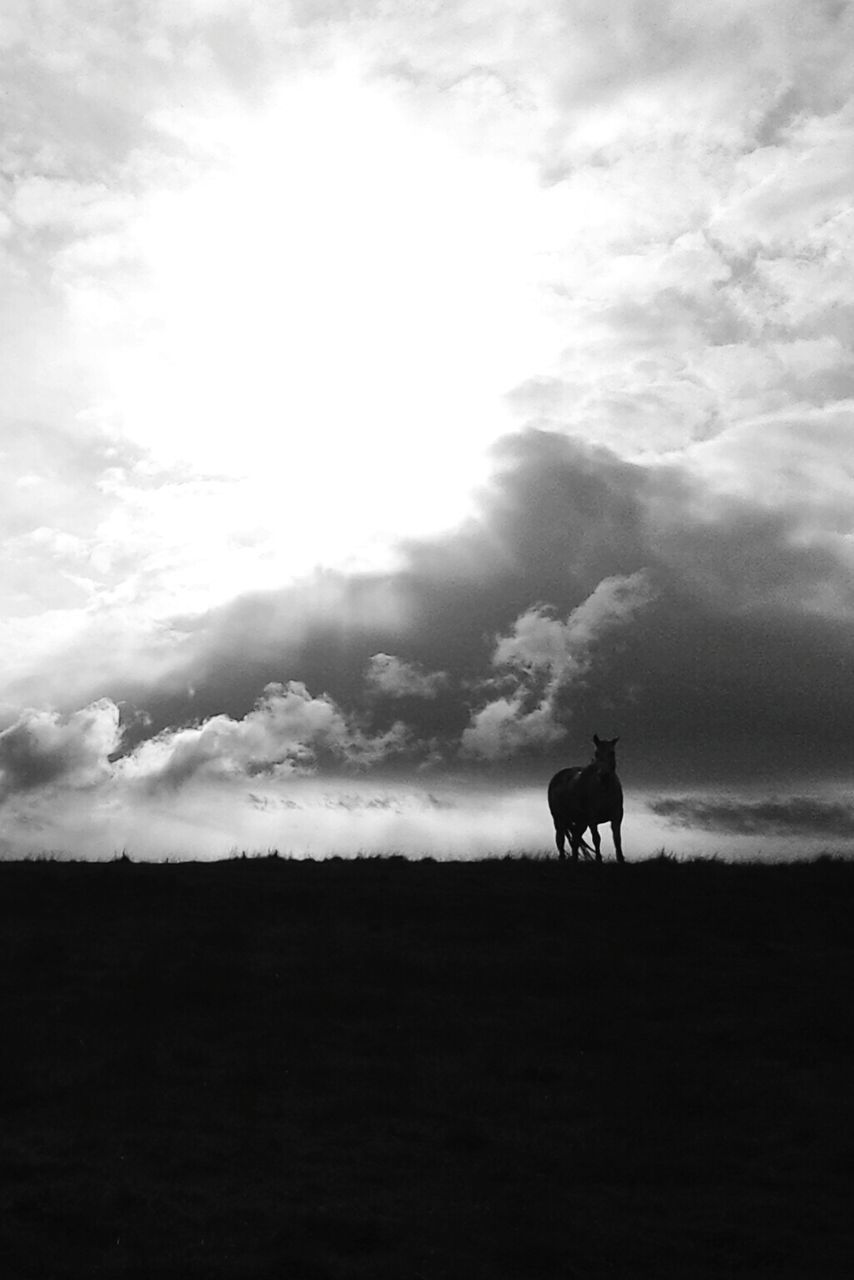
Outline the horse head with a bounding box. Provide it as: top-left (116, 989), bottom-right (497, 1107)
top-left (592, 733), bottom-right (619, 781)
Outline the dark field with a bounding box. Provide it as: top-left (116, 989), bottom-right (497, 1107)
top-left (2, 855), bottom-right (853, 1279)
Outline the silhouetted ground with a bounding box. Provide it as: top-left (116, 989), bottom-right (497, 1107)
top-left (1, 854), bottom-right (852, 1278)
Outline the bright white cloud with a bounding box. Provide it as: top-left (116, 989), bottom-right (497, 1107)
top-left (462, 572), bottom-right (657, 759)
top-left (118, 680), bottom-right (411, 790)
top-left (0, 699), bottom-right (121, 801)
top-left (491, 573), bottom-right (658, 682)
top-left (460, 695), bottom-right (565, 760)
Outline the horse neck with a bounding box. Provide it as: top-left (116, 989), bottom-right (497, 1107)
top-left (584, 763), bottom-right (619, 791)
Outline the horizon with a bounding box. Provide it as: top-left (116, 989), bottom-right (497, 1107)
top-left (3, 774), bottom-right (852, 864)
top-left (2, 2), bottom-right (853, 861)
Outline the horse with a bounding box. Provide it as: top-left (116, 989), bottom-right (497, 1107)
top-left (547, 734), bottom-right (624, 863)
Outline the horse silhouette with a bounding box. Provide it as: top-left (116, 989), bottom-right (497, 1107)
top-left (548, 735), bottom-right (624, 863)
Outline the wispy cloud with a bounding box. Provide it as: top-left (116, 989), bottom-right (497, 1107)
top-left (365, 653), bottom-right (449, 699)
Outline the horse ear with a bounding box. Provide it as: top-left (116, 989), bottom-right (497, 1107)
top-left (613, 736), bottom-right (619, 745)
top-left (593, 733), bottom-right (600, 746)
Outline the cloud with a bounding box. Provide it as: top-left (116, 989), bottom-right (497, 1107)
top-left (392, 426), bottom-right (854, 780)
top-left (673, 407), bottom-right (854, 533)
top-left (649, 795), bottom-right (854, 840)
top-left (360, 1), bottom-right (853, 158)
top-left (459, 696), bottom-right (566, 761)
top-left (461, 571), bottom-right (656, 760)
top-left (0, 559), bottom-right (410, 725)
top-left (44, 418), bottom-right (845, 786)
top-left (118, 681), bottom-right (412, 792)
top-left (3, 0), bottom-right (854, 806)
top-left (248, 792), bottom-right (302, 812)
top-left (316, 789), bottom-right (455, 813)
top-left (5, 419), bottom-right (852, 789)
top-left (645, 408), bottom-right (854, 619)
top-left (0, 699), bottom-right (121, 801)
top-left (493, 572), bottom-right (657, 673)
top-left (711, 102), bottom-right (854, 253)
top-left (365, 653), bottom-right (449, 698)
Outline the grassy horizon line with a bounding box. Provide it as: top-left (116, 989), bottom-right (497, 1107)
top-left (2, 848), bottom-right (852, 867)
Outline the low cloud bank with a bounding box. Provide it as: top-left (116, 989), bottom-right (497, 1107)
top-left (0, 778), bottom-right (564, 862)
top-left (650, 794), bottom-right (854, 839)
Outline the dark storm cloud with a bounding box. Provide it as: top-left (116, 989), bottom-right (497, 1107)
top-left (104, 425), bottom-right (854, 786)
top-left (392, 428), bottom-right (853, 781)
top-left (650, 795), bottom-right (854, 840)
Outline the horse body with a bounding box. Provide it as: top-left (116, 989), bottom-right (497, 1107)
top-left (548, 735), bottom-right (624, 863)
top-left (547, 767), bottom-right (592, 860)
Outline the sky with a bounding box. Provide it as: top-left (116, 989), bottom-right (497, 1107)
top-left (1, 0), bottom-right (853, 860)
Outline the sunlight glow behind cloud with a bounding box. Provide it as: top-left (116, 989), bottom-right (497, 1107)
top-left (69, 62), bottom-right (562, 592)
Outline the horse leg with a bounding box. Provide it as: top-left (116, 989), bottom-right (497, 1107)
top-left (567, 826), bottom-right (581, 862)
top-left (554, 824), bottom-right (566, 860)
top-left (571, 824), bottom-right (595, 860)
top-left (612, 818), bottom-right (624, 863)
top-left (589, 823), bottom-right (602, 862)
